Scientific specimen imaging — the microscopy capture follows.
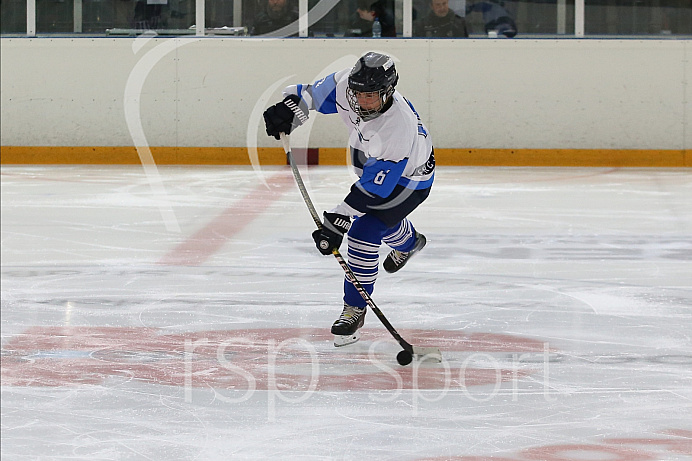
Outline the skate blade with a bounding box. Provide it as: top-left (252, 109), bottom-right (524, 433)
top-left (333, 330), bottom-right (361, 347)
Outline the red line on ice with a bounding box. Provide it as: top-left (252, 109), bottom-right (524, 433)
top-left (158, 171), bottom-right (295, 266)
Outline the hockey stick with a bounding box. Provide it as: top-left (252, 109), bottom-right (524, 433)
top-left (280, 133), bottom-right (441, 363)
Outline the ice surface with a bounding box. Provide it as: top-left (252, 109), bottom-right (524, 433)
top-left (2, 165), bottom-right (691, 460)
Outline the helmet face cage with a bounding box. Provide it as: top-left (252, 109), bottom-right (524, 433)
top-left (346, 87), bottom-right (393, 121)
top-left (347, 52), bottom-right (398, 121)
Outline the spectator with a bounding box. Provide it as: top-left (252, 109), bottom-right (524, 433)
top-left (346, 0), bottom-right (396, 37)
top-left (250, 0), bottom-right (299, 36)
top-left (466, 0), bottom-right (517, 37)
top-left (134, 0), bottom-right (167, 30)
top-left (414, 0), bottom-right (468, 37)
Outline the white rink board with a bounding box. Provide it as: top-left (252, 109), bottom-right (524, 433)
top-left (1, 38), bottom-right (690, 151)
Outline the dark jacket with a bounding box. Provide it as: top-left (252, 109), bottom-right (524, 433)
top-left (414, 10), bottom-right (468, 37)
top-left (346, 0), bottom-right (397, 37)
top-left (250, 4), bottom-right (299, 36)
top-left (466, 1), bottom-right (517, 37)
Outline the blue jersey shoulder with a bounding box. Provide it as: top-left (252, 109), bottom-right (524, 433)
top-left (311, 73), bottom-right (338, 115)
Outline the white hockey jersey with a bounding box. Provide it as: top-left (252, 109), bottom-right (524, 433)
top-left (284, 68), bottom-right (434, 216)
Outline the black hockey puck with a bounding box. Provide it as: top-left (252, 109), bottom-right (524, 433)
top-left (396, 349), bottom-right (413, 366)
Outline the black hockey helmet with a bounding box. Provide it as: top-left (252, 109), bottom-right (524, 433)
top-left (347, 52), bottom-right (398, 121)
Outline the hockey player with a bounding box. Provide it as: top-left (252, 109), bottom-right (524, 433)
top-left (263, 52), bottom-right (435, 346)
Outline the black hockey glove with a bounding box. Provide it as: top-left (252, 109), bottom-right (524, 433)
top-left (263, 94), bottom-right (309, 140)
top-left (312, 212), bottom-right (351, 255)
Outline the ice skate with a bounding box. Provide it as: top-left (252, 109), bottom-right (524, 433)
top-left (383, 232), bottom-right (427, 273)
top-left (331, 303), bottom-right (366, 347)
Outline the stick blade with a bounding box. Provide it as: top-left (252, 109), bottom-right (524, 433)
top-left (412, 346), bottom-right (442, 363)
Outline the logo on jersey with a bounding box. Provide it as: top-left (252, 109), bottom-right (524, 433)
top-left (352, 124), bottom-right (369, 144)
top-left (412, 150), bottom-right (435, 176)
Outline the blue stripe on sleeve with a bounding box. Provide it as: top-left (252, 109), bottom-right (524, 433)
top-left (311, 73), bottom-right (338, 114)
top-left (397, 173), bottom-right (435, 190)
top-left (358, 157), bottom-right (409, 198)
